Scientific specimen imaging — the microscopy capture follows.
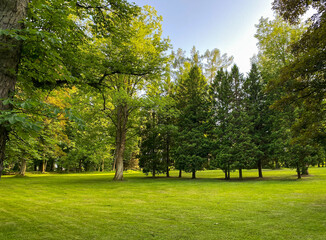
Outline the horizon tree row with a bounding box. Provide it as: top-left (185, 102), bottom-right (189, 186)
top-left (2, 0), bottom-right (325, 180)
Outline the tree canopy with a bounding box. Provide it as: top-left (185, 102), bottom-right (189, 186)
top-left (1, 0), bottom-right (325, 180)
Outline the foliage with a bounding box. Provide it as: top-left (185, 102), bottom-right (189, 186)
top-left (210, 65), bottom-right (257, 179)
top-left (138, 111), bottom-right (165, 176)
top-left (254, 15), bottom-right (321, 178)
top-left (272, 0), bottom-right (326, 143)
top-left (77, 5), bottom-right (170, 180)
top-left (138, 80), bottom-right (178, 177)
top-left (171, 46), bottom-right (233, 82)
top-left (174, 66), bottom-right (211, 178)
top-left (2, 0), bottom-right (325, 181)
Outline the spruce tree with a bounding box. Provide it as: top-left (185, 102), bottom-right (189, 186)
top-left (244, 63), bottom-right (268, 177)
top-left (211, 65), bottom-right (256, 179)
top-left (139, 111), bottom-right (165, 177)
top-left (228, 65), bottom-right (256, 179)
top-left (174, 66), bottom-right (211, 179)
top-left (210, 69), bottom-right (233, 179)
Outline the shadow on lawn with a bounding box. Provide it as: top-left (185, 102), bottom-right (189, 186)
top-left (130, 174), bottom-right (312, 183)
top-left (2, 171), bottom-right (315, 187)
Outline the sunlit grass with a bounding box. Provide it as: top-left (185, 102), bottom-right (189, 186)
top-left (1, 168), bottom-right (326, 240)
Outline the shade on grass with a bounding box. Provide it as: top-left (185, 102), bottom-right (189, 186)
top-left (0, 168), bottom-right (326, 240)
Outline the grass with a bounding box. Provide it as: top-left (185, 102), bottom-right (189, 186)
top-left (0, 168), bottom-right (326, 240)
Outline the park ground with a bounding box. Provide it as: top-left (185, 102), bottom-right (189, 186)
top-left (0, 168), bottom-right (326, 240)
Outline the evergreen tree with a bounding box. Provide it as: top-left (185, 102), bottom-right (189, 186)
top-left (174, 66), bottom-right (211, 179)
top-left (138, 75), bottom-right (177, 177)
top-left (244, 63), bottom-right (269, 177)
top-left (139, 111), bottom-right (165, 177)
top-left (211, 65), bottom-right (256, 179)
top-left (228, 65), bottom-right (256, 179)
top-left (210, 69), bottom-right (233, 179)
top-left (157, 101), bottom-right (178, 178)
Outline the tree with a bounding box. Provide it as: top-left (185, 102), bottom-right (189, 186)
top-left (203, 48), bottom-right (233, 83)
top-left (243, 63), bottom-right (269, 177)
top-left (138, 67), bottom-right (178, 177)
top-left (272, 0), bottom-right (323, 25)
top-left (158, 99), bottom-right (178, 178)
top-left (272, 0), bottom-right (326, 144)
top-left (62, 88), bottom-right (115, 173)
top-left (139, 111), bottom-right (165, 177)
top-left (3, 86), bottom-right (77, 175)
top-left (210, 69), bottom-right (233, 179)
top-left (171, 48), bottom-right (187, 80)
top-left (228, 65), bottom-right (256, 179)
top-left (174, 66), bottom-right (211, 179)
top-left (0, 0), bottom-right (139, 178)
top-left (255, 13), bottom-right (326, 178)
top-left (211, 65), bottom-right (255, 179)
top-left (171, 47), bottom-right (233, 83)
top-left (81, 6), bottom-right (170, 180)
top-left (0, 0), bottom-right (29, 179)
top-left (255, 16), bottom-right (312, 177)
top-left (5, 131), bottom-right (40, 176)
top-left (190, 46), bottom-right (203, 68)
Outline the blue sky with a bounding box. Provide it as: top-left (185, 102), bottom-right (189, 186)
top-left (129, 0), bottom-right (275, 74)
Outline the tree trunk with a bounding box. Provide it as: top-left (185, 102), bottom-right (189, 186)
top-left (166, 166), bottom-right (170, 177)
top-left (78, 159), bottom-right (82, 172)
top-left (227, 163), bottom-right (230, 180)
top-left (19, 159), bottom-right (27, 176)
top-left (113, 105), bottom-right (128, 181)
top-left (101, 158), bottom-right (105, 172)
top-left (0, 128), bottom-right (7, 178)
top-left (41, 159), bottom-right (47, 173)
top-left (297, 164), bottom-right (301, 179)
top-left (192, 170), bottom-right (196, 179)
top-left (275, 160), bottom-right (280, 169)
top-left (84, 161), bottom-right (89, 172)
top-left (178, 169), bottom-right (182, 178)
top-left (166, 135), bottom-right (170, 177)
top-left (224, 170), bottom-right (228, 180)
top-left (301, 165), bottom-right (309, 175)
top-left (0, 0), bottom-right (28, 179)
top-left (239, 168), bottom-right (242, 179)
top-left (49, 158), bottom-right (55, 172)
top-left (152, 134), bottom-right (156, 178)
top-left (112, 157), bottom-right (116, 171)
top-left (258, 159), bottom-right (263, 178)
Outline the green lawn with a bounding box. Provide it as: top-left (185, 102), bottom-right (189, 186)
top-left (0, 168), bottom-right (326, 240)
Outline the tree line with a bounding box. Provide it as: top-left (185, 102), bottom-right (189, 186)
top-left (0, 0), bottom-right (325, 180)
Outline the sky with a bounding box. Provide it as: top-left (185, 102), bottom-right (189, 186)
top-left (128, 0), bottom-right (275, 74)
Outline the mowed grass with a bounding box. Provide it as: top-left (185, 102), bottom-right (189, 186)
top-left (1, 168), bottom-right (326, 240)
